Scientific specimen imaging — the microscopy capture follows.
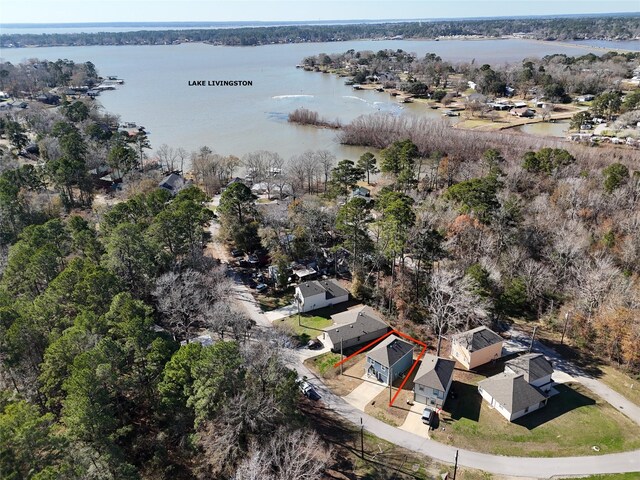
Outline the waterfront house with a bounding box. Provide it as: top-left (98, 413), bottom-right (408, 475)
top-left (413, 354), bottom-right (456, 408)
top-left (366, 334), bottom-right (414, 385)
top-left (159, 173), bottom-right (186, 196)
top-left (324, 306), bottom-right (389, 352)
top-left (294, 279), bottom-right (349, 313)
top-left (451, 326), bottom-right (503, 370)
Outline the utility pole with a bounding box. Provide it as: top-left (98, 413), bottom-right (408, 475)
top-left (560, 312), bottom-right (570, 345)
top-left (360, 417), bottom-right (364, 458)
top-left (453, 450), bottom-right (459, 480)
top-left (340, 338), bottom-right (344, 375)
top-left (389, 366), bottom-right (393, 403)
top-left (529, 325), bottom-right (538, 353)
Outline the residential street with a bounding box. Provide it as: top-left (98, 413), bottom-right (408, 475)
top-left (210, 226), bottom-right (640, 478)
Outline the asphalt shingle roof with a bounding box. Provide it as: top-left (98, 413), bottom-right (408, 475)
top-left (413, 354), bottom-right (456, 391)
top-left (367, 334), bottom-right (414, 369)
top-left (326, 306), bottom-right (389, 345)
top-left (296, 279), bottom-right (349, 300)
top-left (478, 373), bottom-right (547, 413)
top-left (452, 326), bottom-right (502, 352)
top-left (505, 353), bottom-right (553, 384)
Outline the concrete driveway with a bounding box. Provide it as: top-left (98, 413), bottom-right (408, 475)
top-left (264, 304), bottom-right (298, 322)
top-left (399, 401), bottom-right (431, 438)
top-left (343, 374), bottom-right (387, 411)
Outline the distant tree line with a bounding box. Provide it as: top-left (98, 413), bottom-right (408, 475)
top-left (1, 15), bottom-right (639, 48)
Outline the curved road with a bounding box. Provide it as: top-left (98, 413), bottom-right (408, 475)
top-left (224, 260), bottom-right (640, 478)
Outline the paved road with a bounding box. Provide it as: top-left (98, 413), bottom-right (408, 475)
top-left (508, 329), bottom-right (640, 427)
top-left (225, 265), bottom-right (640, 478)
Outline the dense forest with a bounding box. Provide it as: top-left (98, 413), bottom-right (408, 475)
top-left (1, 15), bottom-right (639, 48)
top-left (2, 53), bottom-right (640, 478)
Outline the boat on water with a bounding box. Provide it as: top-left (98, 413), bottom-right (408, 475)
top-left (344, 80), bottom-right (354, 86)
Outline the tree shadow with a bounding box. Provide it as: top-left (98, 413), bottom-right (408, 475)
top-left (513, 383), bottom-right (595, 430)
top-left (443, 380), bottom-right (482, 422)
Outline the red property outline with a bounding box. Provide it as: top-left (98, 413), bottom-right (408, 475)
top-left (333, 329), bottom-right (428, 407)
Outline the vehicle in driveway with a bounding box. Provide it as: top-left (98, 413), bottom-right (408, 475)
top-left (231, 249), bottom-right (244, 258)
top-left (421, 407), bottom-right (435, 426)
top-left (256, 283), bottom-right (268, 293)
top-left (307, 339), bottom-right (323, 350)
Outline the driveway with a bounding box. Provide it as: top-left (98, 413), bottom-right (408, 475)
top-left (343, 374), bottom-right (387, 411)
top-left (264, 304), bottom-right (298, 322)
top-left (399, 401), bottom-right (431, 438)
top-left (223, 271), bottom-right (640, 478)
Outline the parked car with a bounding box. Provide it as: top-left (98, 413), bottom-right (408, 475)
top-left (256, 283), bottom-right (268, 293)
top-left (231, 249), bottom-right (244, 258)
top-left (299, 380), bottom-right (320, 400)
top-left (421, 407), bottom-right (435, 426)
top-left (307, 339), bottom-right (323, 350)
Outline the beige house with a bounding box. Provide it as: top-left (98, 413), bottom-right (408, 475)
top-left (450, 326), bottom-right (503, 370)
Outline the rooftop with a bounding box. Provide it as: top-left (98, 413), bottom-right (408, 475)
top-left (413, 354), bottom-right (456, 391)
top-left (326, 306), bottom-right (389, 344)
top-left (452, 326), bottom-right (502, 352)
top-left (367, 334), bottom-right (414, 369)
top-left (296, 279), bottom-right (349, 300)
top-left (478, 373), bottom-right (547, 414)
top-left (505, 353), bottom-right (553, 384)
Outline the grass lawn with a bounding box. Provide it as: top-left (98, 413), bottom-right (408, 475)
top-left (305, 352), bottom-right (366, 397)
top-left (276, 314), bottom-right (333, 345)
top-left (431, 371), bottom-right (640, 457)
top-left (597, 365), bottom-right (640, 407)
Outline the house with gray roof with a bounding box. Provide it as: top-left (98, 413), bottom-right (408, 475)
top-left (294, 279), bottom-right (349, 313)
top-left (324, 306), bottom-right (389, 352)
top-left (505, 353), bottom-right (554, 393)
top-left (413, 354), bottom-right (456, 408)
top-left (366, 334), bottom-right (414, 386)
top-left (159, 173), bottom-right (187, 196)
top-left (478, 373), bottom-right (548, 421)
top-left (451, 326), bottom-right (503, 370)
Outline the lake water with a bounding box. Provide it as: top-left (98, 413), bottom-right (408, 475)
top-left (0, 39), bottom-right (635, 161)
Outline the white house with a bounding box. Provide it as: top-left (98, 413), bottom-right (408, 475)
top-left (294, 279), bottom-right (349, 313)
top-left (504, 353), bottom-right (554, 393)
top-left (478, 373), bottom-right (547, 422)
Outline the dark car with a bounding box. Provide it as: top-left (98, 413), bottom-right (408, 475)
top-left (231, 249), bottom-right (244, 258)
top-left (307, 339), bottom-right (323, 350)
top-left (299, 380), bottom-right (320, 401)
top-left (421, 407), bottom-right (435, 426)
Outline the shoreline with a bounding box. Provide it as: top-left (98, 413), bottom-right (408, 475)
top-left (3, 35), bottom-right (639, 51)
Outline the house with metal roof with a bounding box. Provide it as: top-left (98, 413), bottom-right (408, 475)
top-left (478, 373), bottom-right (548, 421)
top-left (505, 353), bottom-right (554, 393)
top-left (451, 326), bottom-right (503, 370)
top-left (366, 334), bottom-right (414, 386)
top-left (324, 306), bottom-right (389, 352)
top-left (413, 354), bottom-right (456, 408)
top-left (294, 279), bottom-right (349, 313)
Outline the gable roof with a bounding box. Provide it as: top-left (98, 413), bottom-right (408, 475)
top-left (452, 326), bottom-right (502, 353)
top-left (296, 281), bottom-right (326, 299)
top-left (367, 334), bottom-right (414, 368)
top-left (505, 353), bottom-right (553, 383)
top-left (296, 279), bottom-right (349, 300)
top-left (414, 354), bottom-right (456, 391)
top-left (326, 306), bottom-right (389, 344)
top-left (478, 373), bottom-right (547, 413)
top-left (159, 173), bottom-right (184, 191)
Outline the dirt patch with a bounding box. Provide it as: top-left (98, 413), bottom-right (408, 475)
top-left (364, 368), bottom-right (417, 427)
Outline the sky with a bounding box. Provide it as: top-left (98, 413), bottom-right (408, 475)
top-left (1, 0), bottom-right (638, 24)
